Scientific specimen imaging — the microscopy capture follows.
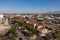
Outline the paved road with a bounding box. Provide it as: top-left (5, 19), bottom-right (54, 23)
top-left (36, 34), bottom-right (45, 40)
top-left (16, 28), bottom-right (31, 40)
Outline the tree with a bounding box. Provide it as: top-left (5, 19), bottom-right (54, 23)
top-left (55, 31), bottom-right (60, 38)
top-left (0, 33), bottom-right (4, 38)
top-left (9, 26), bottom-right (18, 39)
top-left (45, 34), bottom-right (50, 40)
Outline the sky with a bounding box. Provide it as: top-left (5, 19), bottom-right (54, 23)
top-left (0, 0), bottom-right (60, 13)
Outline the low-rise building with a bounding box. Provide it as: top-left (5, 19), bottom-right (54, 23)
top-left (0, 14), bottom-right (4, 24)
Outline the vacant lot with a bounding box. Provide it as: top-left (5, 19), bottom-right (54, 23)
top-left (0, 24), bottom-right (11, 34)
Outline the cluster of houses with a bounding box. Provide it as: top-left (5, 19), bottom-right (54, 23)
top-left (15, 15), bottom-right (52, 36)
top-left (25, 19), bottom-right (49, 36)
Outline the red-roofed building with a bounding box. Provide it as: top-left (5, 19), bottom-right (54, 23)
top-left (26, 19), bottom-right (45, 32)
top-left (26, 19), bottom-right (40, 26)
top-left (16, 19), bottom-right (24, 23)
top-left (37, 27), bottom-right (44, 32)
top-left (16, 18), bottom-right (46, 33)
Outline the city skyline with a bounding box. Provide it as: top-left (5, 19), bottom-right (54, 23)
top-left (0, 0), bottom-right (60, 13)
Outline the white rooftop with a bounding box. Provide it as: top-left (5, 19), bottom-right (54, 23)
top-left (0, 14), bottom-right (3, 18)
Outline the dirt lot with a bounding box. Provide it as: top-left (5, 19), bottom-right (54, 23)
top-left (0, 24), bottom-right (11, 34)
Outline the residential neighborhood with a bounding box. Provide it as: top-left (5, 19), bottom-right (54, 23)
top-left (0, 14), bottom-right (60, 40)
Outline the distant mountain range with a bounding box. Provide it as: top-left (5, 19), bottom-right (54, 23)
top-left (0, 11), bottom-right (60, 14)
top-left (45, 11), bottom-right (60, 14)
